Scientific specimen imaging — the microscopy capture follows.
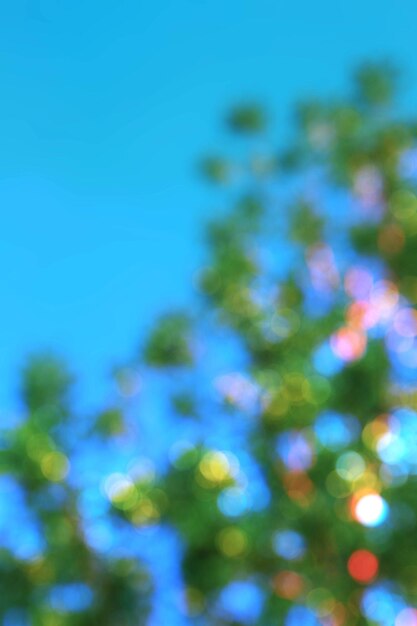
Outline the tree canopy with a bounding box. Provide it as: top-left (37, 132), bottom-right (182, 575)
top-left (3, 62), bottom-right (417, 626)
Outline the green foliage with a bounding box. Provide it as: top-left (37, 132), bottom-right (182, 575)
top-left (354, 61), bottom-right (398, 107)
top-left (289, 201), bottom-right (323, 245)
top-left (94, 407), bottom-right (125, 436)
top-left (171, 391), bottom-right (198, 418)
top-left (226, 104), bottom-right (267, 134)
top-left (1, 353), bottom-right (152, 625)
top-left (21, 354), bottom-right (72, 414)
top-left (138, 62), bottom-right (417, 623)
top-left (4, 62), bottom-right (417, 626)
top-left (200, 156), bottom-right (231, 183)
top-left (143, 312), bottom-right (194, 367)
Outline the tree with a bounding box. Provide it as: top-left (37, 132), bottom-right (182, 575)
top-left (1, 355), bottom-right (151, 626)
top-left (3, 62), bottom-right (417, 626)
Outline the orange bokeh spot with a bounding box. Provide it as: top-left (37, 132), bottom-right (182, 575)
top-left (283, 471), bottom-right (314, 505)
top-left (378, 224), bottom-right (405, 255)
top-left (346, 301), bottom-right (377, 330)
top-left (272, 570), bottom-right (304, 599)
top-left (349, 488), bottom-right (377, 519)
top-left (347, 549), bottom-right (378, 583)
top-left (332, 602), bottom-right (347, 626)
top-left (331, 327), bottom-right (367, 362)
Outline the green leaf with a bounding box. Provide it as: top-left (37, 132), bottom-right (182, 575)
top-left (143, 313), bottom-right (194, 367)
top-left (226, 104), bottom-right (267, 134)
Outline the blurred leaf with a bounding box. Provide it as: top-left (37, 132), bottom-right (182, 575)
top-left (354, 61), bottom-right (398, 107)
top-left (143, 313), bottom-right (194, 367)
top-left (21, 354), bottom-right (73, 414)
top-left (95, 407), bottom-right (125, 436)
top-left (200, 156), bottom-right (231, 183)
top-left (226, 104), bottom-right (267, 134)
top-left (171, 392), bottom-right (198, 418)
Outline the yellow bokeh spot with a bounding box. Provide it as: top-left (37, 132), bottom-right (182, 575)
top-left (130, 498), bottom-right (160, 526)
top-left (199, 451), bottom-right (231, 484)
top-left (390, 189), bottom-right (417, 221)
top-left (307, 588), bottom-right (335, 617)
top-left (27, 558), bottom-right (55, 583)
top-left (263, 390), bottom-right (290, 419)
top-left (185, 587), bottom-right (206, 617)
top-left (353, 469), bottom-right (380, 492)
top-left (111, 483), bottom-right (139, 510)
top-left (104, 474), bottom-right (140, 510)
top-left (284, 372), bottom-right (307, 405)
top-left (326, 471), bottom-right (352, 498)
top-left (26, 434), bottom-right (53, 461)
top-left (40, 451), bottom-right (69, 482)
top-left (362, 418), bottom-right (390, 450)
top-left (43, 613), bottom-right (64, 626)
top-left (217, 526), bottom-right (248, 557)
top-left (336, 452), bottom-right (365, 482)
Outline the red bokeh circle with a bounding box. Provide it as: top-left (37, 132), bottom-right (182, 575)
top-left (348, 549), bottom-right (379, 583)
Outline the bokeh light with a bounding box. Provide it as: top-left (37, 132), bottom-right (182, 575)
top-left (273, 530), bottom-right (306, 560)
top-left (396, 608), bottom-right (417, 626)
top-left (353, 492), bottom-right (389, 527)
top-left (347, 550), bottom-right (379, 583)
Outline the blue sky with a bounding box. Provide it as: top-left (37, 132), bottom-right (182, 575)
top-left (1, 0), bottom-right (416, 412)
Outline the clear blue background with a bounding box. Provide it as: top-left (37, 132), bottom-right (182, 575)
top-left (1, 0), bottom-right (416, 412)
